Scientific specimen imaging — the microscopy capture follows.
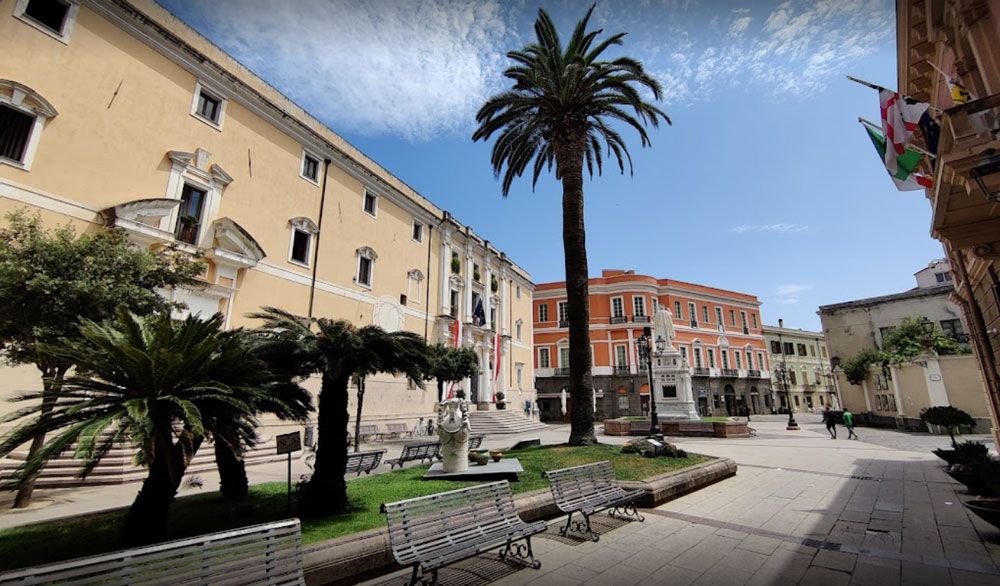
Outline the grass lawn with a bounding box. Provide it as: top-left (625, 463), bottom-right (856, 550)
top-left (0, 444), bottom-right (703, 571)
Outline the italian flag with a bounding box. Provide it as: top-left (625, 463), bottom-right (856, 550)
top-left (864, 123), bottom-right (933, 191)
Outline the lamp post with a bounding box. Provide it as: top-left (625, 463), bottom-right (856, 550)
top-left (777, 319), bottom-right (799, 430)
top-left (637, 326), bottom-right (666, 437)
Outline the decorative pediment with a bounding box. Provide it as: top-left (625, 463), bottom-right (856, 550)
top-left (168, 150), bottom-right (195, 167)
top-left (408, 269), bottom-right (424, 281)
top-left (0, 80), bottom-right (58, 118)
top-left (210, 164), bottom-right (233, 187)
top-left (102, 198), bottom-right (179, 225)
top-left (289, 217), bottom-right (319, 234)
top-left (718, 336), bottom-right (730, 348)
top-left (449, 274), bottom-right (465, 290)
top-left (211, 217), bottom-right (265, 267)
top-left (356, 246), bottom-right (377, 260)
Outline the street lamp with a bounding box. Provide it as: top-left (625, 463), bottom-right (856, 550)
top-left (637, 326), bottom-right (666, 437)
top-left (777, 319), bottom-right (799, 430)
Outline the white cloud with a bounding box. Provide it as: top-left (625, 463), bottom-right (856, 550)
top-left (172, 0), bottom-right (513, 140)
top-left (776, 283), bottom-right (814, 296)
top-left (731, 223), bottom-right (809, 234)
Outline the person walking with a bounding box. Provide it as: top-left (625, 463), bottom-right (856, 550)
top-left (843, 409), bottom-right (858, 440)
top-left (823, 405), bottom-right (837, 439)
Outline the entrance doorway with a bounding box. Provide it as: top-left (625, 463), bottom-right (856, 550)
top-left (750, 387), bottom-right (760, 414)
top-left (697, 396), bottom-right (709, 417)
top-left (723, 384), bottom-right (737, 416)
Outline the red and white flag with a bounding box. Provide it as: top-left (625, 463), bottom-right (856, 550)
top-left (446, 318), bottom-right (461, 400)
top-left (493, 331), bottom-right (502, 383)
top-left (879, 90), bottom-right (929, 175)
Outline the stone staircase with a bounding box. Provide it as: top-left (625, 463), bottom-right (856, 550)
top-left (468, 410), bottom-right (548, 435)
top-left (0, 436), bottom-right (286, 489)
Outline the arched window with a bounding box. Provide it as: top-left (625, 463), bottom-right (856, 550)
top-left (0, 80), bottom-right (58, 170)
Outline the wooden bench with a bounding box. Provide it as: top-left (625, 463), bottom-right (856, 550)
top-left (357, 424), bottom-right (381, 443)
top-left (345, 449), bottom-right (386, 476)
top-left (0, 519), bottom-right (304, 585)
top-left (543, 460), bottom-right (645, 542)
top-left (386, 441), bottom-right (440, 469)
top-left (385, 423), bottom-right (413, 439)
top-left (382, 481), bottom-right (545, 586)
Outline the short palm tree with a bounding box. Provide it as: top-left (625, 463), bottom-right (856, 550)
top-left (473, 6), bottom-right (669, 444)
top-left (249, 307), bottom-right (428, 515)
top-left (0, 310), bottom-right (272, 544)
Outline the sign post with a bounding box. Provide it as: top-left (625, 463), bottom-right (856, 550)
top-left (276, 431), bottom-right (302, 515)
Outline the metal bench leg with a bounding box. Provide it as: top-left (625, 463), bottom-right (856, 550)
top-left (609, 501), bottom-right (645, 523)
top-left (405, 564), bottom-right (420, 586)
top-left (499, 537), bottom-right (541, 569)
top-left (561, 511), bottom-right (599, 541)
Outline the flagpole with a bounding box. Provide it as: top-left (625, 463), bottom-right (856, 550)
top-left (858, 117), bottom-right (936, 159)
top-left (847, 75), bottom-right (943, 114)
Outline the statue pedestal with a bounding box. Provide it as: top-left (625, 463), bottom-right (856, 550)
top-left (652, 348), bottom-right (699, 421)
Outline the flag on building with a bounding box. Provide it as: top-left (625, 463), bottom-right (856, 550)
top-left (879, 90), bottom-right (930, 174)
top-left (447, 317), bottom-right (461, 400)
top-left (930, 62), bottom-right (974, 105)
top-left (493, 331), bottom-right (502, 383)
top-left (918, 111), bottom-right (940, 155)
top-left (472, 298), bottom-right (486, 327)
top-left (863, 121), bottom-right (934, 191)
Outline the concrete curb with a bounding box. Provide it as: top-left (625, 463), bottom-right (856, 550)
top-left (302, 456), bottom-right (737, 586)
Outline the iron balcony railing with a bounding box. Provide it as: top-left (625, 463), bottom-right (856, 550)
top-left (613, 365), bottom-right (631, 375)
top-left (746, 369), bottom-right (761, 378)
top-left (610, 316), bottom-right (628, 324)
top-left (554, 367), bottom-right (570, 376)
top-left (720, 368), bottom-right (739, 378)
top-left (692, 367), bottom-right (710, 376)
top-left (558, 320), bottom-right (569, 328)
top-left (632, 315), bottom-right (650, 323)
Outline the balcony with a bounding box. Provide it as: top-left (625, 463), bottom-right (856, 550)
top-left (558, 320), bottom-right (569, 328)
top-left (720, 368), bottom-right (739, 378)
top-left (610, 315), bottom-right (628, 324)
top-left (802, 384), bottom-right (816, 393)
top-left (690, 320), bottom-right (698, 328)
top-left (692, 367), bottom-right (710, 377)
top-left (554, 367), bottom-right (570, 376)
top-left (613, 365), bottom-right (631, 375)
top-left (746, 369), bottom-right (761, 378)
top-left (632, 315), bottom-right (650, 323)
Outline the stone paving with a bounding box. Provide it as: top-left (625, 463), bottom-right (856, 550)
top-left (363, 419), bottom-right (1000, 586)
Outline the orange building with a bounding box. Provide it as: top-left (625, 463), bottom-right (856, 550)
top-left (533, 269), bottom-right (773, 420)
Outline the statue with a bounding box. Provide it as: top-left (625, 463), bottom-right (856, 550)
top-left (655, 309), bottom-right (677, 350)
top-left (437, 398), bottom-right (471, 472)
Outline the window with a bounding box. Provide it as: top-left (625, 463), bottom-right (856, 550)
top-left (821, 347), bottom-right (827, 359)
top-left (411, 221), bottom-right (423, 242)
top-left (707, 349), bottom-right (716, 368)
top-left (538, 348), bottom-right (550, 368)
top-left (615, 346), bottom-right (627, 367)
top-left (694, 348), bottom-right (703, 368)
top-left (680, 346), bottom-right (688, 365)
top-left (557, 301), bottom-right (568, 323)
top-left (690, 303), bottom-right (698, 324)
top-left (301, 152), bottom-right (320, 183)
top-left (751, 313), bottom-right (758, 329)
top-left (770, 340), bottom-right (781, 354)
top-left (703, 306), bottom-right (709, 322)
top-left (174, 184), bottom-right (207, 244)
top-left (363, 190), bottom-right (378, 216)
top-left (721, 350), bottom-right (729, 369)
top-left (740, 311), bottom-right (748, 332)
top-left (758, 353), bottom-right (765, 370)
top-left (516, 363), bottom-right (524, 389)
top-left (559, 347), bottom-right (570, 368)
top-left (734, 352), bottom-right (741, 369)
top-left (715, 307), bottom-right (723, 325)
top-left (611, 297), bottom-right (624, 318)
top-left (935, 271), bottom-right (953, 283)
top-left (789, 370), bottom-right (797, 385)
top-left (16, 0), bottom-right (78, 40)
top-left (783, 342), bottom-right (794, 355)
top-left (940, 319), bottom-right (964, 338)
top-left (797, 344), bottom-right (807, 356)
top-left (809, 345), bottom-right (815, 357)
top-left (516, 285), bottom-right (521, 299)
top-left (633, 296), bottom-right (646, 317)
top-left (191, 83), bottom-right (225, 127)
top-left (651, 298), bottom-right (659, 314)
top-left (473, 263), bottom-right (481, 282)
top-left (801, 369), bottom-right (809, 384)
top-left (662, 385), bottom-right (677, 399)
top-left (515, 319), bottom-right (523, 341)
top-left (0, 104), bottom-right (34, 164)
top-left (879, 326), bottom-right (896, 344)
top-left (674, 301), bottom-right (682, 319)
top-left (794, 396), bottom-right (800, 407)
top-left (538, 303), bottom-right (549, 322)
top-left (746, 351), bottom-right (753, 369)
top-left (729, 309), bottom-right (736, 326)
top-left (618, 395), bottom-right (629, 410)
top-left (355, 246), bottom-right (377, 288)
top-left (289, 229), bottom-right (311, 266)
top-left (450, 289), bottom-right (459, 318)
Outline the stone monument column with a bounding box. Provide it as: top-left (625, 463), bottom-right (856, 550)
top-left (652, 309), bottom-right (699, 420)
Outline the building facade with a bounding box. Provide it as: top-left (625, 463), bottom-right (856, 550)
top-left (895, 0), bottom-right (1000, 445)
top-left (0, 0), bottom-right (536, 435)
top-left (763, 323), bottom-right (839, 414)
top-left (817, 260), bottom-right (991, 430)
top-left (533, 269), bottom-right (772, 421)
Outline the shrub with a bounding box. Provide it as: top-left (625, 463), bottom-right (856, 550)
top-left (953, 441), bottom-right (990, 465)
top-left (842, 348), bottom-right (886, 385)
top-left (920, 406), bottom-right (975, 447)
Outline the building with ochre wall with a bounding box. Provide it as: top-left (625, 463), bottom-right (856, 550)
top-left (533, 269), bottom-right (772, 420)
top-left (0, 0), bottom-right (536, 438)
top-left (763, 323), bottom-right (838, 414)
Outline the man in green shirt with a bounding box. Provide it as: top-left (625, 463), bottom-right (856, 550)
top-left (842, 409), bottom-right (858, 440)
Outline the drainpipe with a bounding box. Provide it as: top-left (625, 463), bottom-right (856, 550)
top-left (308, 158), bottom-right (332, 318)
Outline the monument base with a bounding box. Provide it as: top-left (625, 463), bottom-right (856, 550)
top-left (423, 458), bottom-right (524, 482)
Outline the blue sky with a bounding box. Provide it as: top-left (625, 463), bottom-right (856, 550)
top-left (158, 0), bottom-right (944, 331)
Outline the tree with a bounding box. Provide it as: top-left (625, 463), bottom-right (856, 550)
top-left (425, 344), bottom-right (480, 403)
top-left (0, 210), bottom-right (202, 507)
top-left (248, 307), bottom-right (429, 516)
top-left (921, 406), bottom-right (975, 447)
top-left (0, 311), bottom-right (270, 543)
top-left (473, 6), bottom-right (669, 445)
top-left (882, 316), bottom-right (970, 361)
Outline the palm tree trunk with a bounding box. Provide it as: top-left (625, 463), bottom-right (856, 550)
top-left (353, 377), bottom-right (365, 453)
top-left (558, 140), bottom-right (597, 446)
top-left (13, 367), bottom-right (66, 508)
top-left (301, 370), bottom-right (351, 516)
top-left (215, 439), bottom-right (248, 502)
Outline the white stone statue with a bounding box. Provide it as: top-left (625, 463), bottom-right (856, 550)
top-left (655, 309), bottom-right (677, 350)
top-left (437, 399), bottom-right (471, 472)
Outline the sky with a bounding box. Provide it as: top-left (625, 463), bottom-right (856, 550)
top-left (158, 0), bottom-right (945, 331)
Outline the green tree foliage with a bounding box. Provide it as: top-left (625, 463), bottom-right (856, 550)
top-left (881, 317), bottom-right (969, 362)
top-left (0, 311), bottom-right (276, 543)
top-left (248, 307), bottom-right (429, 516)
top-left (920, 405), bottom-right (975, 447)
top-left (473, 5), bottom-right (669, 445)
top-left (842, 348), bottom-right (887, 385)
top-left (0, 210), bottom-right (202, 507)
top-left (425, 344), bottom-right (480, 403)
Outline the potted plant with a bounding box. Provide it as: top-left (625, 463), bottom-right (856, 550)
top-left (491, 275), bottom-right (498, 293)
top-left (473, 267), bottom-right (481, 282)
top-left (176, 214), bottom-right (199, 244)
top-left (451, 256), bottom-right (461, 275)
top-left (921, 407), bottom-right (975, 464)
top-left (494, 390), bottom-right (505, 410)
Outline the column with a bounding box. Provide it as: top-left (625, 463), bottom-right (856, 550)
top-left (627, 329), bottom-right (636, 375)
top-left (888, 366), bottom-right (905, 416)
top-left (439, 230), bottom-right (452, 315)
top-left (464, 244), bottom-right (474, 323)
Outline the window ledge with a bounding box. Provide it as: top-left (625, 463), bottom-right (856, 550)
top-left (354, 279), bottom-right (372, 290)
top-left (299, 173), bottom-right (320, 187)
top-left (14, 13), bottom-right (72, 45)
top-left (190, 112), bottom-right (223, 132)
top-left (288, 258), bottom-right (310, 269)
top-left (0, 157), bottom-right (29, 171)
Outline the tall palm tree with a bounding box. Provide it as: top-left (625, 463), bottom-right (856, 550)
top-left (473, 6), bottom-right (669, 445)
top-left (0, 311), bottom-right (270, 544)
top-left (249, 307), bottom-right (428, 516)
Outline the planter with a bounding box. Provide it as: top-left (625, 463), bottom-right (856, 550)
top-left (933, 449), bottom-right (960, 465)
top-left (946, 468), bottom-right (992, 496)
top-left (602, 419), bottom-right (651, 436)
top-left (964, 499), bottom-right (1000, 530)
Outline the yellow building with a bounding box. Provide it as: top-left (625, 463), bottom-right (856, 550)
top-left (0, 0), bottom-right (536, 438)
